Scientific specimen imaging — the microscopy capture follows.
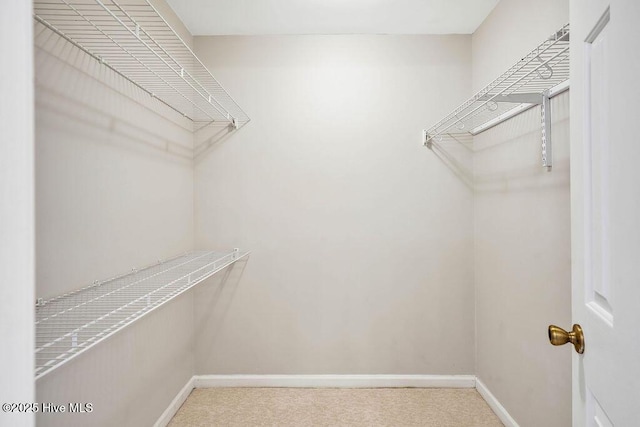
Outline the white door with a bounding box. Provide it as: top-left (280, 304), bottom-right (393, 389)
top-left (569, 0), bottom-right (640, 425)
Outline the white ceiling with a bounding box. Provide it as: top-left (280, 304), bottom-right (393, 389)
top-left (164, 0), bottom-right (500, 36)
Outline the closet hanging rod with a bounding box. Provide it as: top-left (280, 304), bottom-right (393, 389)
top-left (471, 79), bottom-right (569, 135)
top-left (448, 43), bottom-right (568, 132)
top-left (423, 23), bottom-right (570, 169)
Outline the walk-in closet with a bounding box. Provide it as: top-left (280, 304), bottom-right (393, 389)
top-left (3, 0), bottom-right (640, 426)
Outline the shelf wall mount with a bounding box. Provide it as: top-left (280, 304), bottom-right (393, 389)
top-left (423, 23), bottom-right (570, 170)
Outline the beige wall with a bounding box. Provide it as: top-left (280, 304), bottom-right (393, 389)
top-left (150, 0), bottom-right (193, 50)
top-left (472, 0), bottom-right (570, 92)
top-left (34, 0), bottom-right (196, 424)
top-left (472, 1), bottom-right (571, 426)
top-left (36, 296), bottom-right (193, 427)
top-left (192, 35), bottom-right (476, 375)
top-left (31, 0), bottom-right (576, 424)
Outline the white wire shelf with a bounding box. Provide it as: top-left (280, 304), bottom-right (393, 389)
top-left (35, 249), bottom-right (249, 380)
top-left (33, 0), bottom-right (250, 131)
top-left (424, 23), bottom-right (570, 168)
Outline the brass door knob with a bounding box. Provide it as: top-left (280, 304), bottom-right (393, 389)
top-left (548, 324), bottom-right (584, 354)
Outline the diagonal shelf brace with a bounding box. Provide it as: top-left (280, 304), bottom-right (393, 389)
top-left (424, 90), bottom-right (557, 170)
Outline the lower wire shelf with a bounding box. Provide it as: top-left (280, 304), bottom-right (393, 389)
top-left (35, 249), bottom-right (249, 380)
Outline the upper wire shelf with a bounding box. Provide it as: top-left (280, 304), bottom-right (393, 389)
top-left (33, 0), bottom-right (250, 131)
top-left (35, 249), bottom-right (249, 380)
top-left (424, 23), bottom-right (570, 145)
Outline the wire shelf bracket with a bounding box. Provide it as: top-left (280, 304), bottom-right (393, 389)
top-left (35, 249), bottom-right (250, 380)
top-left (423, 24), bottom-right (570, 169)
top-left (33, 0), bottom-right (250, 132)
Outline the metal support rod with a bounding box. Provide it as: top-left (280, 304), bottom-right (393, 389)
top-left (471, 103), bottom-right (537, 135)
top-left (541, 91), bottom-right (552, 169)
top-left (476, 93), bottom-right (544, 104)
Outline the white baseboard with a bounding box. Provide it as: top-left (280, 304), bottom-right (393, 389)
top-left (156, 375), bottom-right (518, 427)
top-left (154, 376), bottom-right (195, 427)
top-left (193, 374), bottom-right (476, 389)
top-left (475, 378), bottom-right (519, 427)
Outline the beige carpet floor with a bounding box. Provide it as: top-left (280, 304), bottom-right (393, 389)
top-left (168, 388), bottom-right (504, 427)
